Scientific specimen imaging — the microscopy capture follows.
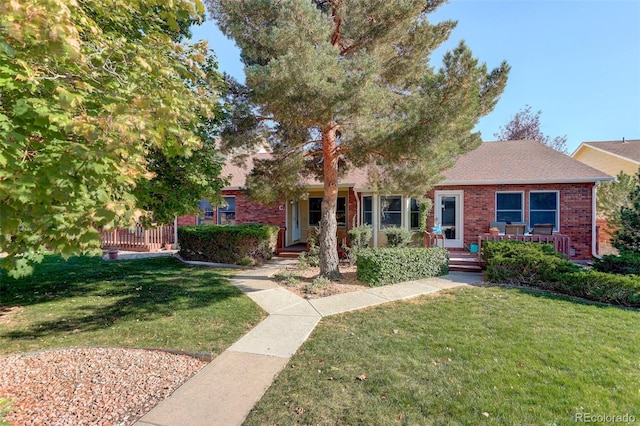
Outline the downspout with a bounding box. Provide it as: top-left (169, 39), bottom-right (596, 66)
top-left (592, 181), bottom-right (601, 258)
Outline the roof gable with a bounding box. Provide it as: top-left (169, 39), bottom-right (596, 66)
top-left (440, 140), bottom-right (613, 185)
top-left (572, 139), bottom-right (640, 164)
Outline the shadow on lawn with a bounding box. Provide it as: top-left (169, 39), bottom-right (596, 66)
top-left (0, 255), bottom-right (245, 340)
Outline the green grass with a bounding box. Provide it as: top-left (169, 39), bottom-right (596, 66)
top-left (0, 255), bottom-right (266, 356)
top-left (245, 286), bottom-right (640, 425)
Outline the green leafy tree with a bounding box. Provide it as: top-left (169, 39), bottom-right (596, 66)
top-left (597, 171), bottom-right (635, 224)
top-left (611, 170), bottom-right (640, 252)
top-left (0, 0), bottom-right (225, 276)
top-left (209, 0), bottom-right (510, 279)
top-left (494, 104), bottom-right (568, 153)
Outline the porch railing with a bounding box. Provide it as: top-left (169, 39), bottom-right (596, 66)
top-left (101, 224), bottom-right (175, 252)
top-left (477, 233), bottom-right (571, 260)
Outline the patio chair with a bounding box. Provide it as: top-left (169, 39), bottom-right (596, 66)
top-left (489, 221), bottom-right (506, 234)
top-left (531, 224), bottom-right (554, 235)
top-left (505, 224), bottom-right (526, 235)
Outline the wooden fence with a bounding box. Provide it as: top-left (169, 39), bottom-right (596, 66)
top-left (101, 224), bottom-right (175, 252)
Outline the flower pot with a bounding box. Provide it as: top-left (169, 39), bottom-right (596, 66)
top-left (164, 243), bottom-right (173, 251)
top-left (107, 249), bottom-right (119, 260)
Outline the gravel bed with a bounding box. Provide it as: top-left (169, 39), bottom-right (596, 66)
top-left (0, 347), bottom-right (207, 425)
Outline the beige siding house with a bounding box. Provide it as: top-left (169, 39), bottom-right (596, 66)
top-left (571, 139), bottom-right (640, 176)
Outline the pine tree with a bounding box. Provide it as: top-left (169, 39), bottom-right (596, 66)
top-left (209, 0), bottom-right (510, 279)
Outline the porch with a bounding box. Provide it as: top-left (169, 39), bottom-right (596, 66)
top-left (101, 224), bottom-right (175, 252)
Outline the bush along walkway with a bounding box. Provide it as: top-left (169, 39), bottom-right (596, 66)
top-left (135, 259), bottom-right (483, 426)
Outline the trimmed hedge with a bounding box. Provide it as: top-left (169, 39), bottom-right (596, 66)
top-left (484, 240), bottom-right (640, 308)
top-left (178, 224), bottom-right (279, 265)
top-left (356, 247), bottom-right (449, 287)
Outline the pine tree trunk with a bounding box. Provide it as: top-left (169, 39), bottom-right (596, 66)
top-left (318, 122), bottom-right (342, 280)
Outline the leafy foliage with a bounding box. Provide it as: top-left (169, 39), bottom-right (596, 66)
top-left (597, 171), bottom-right (635, 223)
top-left (178, 224), bottom-right (279, 265)
top-left (0, 0), bottom-right (224, 276)
top-left (209, 0), bottom-right (510, 279)
top-left (383, 226), bottom-right (413, 247)
top-left (611, 170), bottom-right (640, 252)
top-left (494, 104), bottom-right (568, 152)
top-left (356, 247), bottom-right (449, 286)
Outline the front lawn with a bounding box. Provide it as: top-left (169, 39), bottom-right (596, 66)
top-left (0, 255), bottom-right (265, 356)
top-left (246, 286), bottom-right (640, 425)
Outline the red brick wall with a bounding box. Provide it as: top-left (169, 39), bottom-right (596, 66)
top-left (227, 190), bottom-right (286, 228)
top-left (177, 215), bottom-right (198, 226)
top-left (177, 190), bottom-right (286, 229)
top-left (427, 183), bottom-right (596, 260)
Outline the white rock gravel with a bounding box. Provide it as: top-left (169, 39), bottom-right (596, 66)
top-left (0, 347), bottom-right (207, 425)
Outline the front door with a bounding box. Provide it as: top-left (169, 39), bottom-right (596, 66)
top-left (435, 191), bottom-right (464, 248)
top-left (292, 200), bottom-right (300, 242)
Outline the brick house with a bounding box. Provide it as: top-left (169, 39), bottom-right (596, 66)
top-left (182, 140), bottom-right (613, 260)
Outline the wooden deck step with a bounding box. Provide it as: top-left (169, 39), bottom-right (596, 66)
top-left (276, 252), bottom-right (302, 259)
top-left (448, 252), bottom-right (483, 272)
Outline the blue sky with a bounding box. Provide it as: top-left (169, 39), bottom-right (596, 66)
top-left (191, 0), bottom-right (640, 154)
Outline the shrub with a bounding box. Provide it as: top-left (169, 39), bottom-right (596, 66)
top-left (483, 240), bottom-right (640, 308)
top-left (272, 271), bottom-right (302, 287)
top-left (592, 251), bottom-right (640, 275)
top-left (384, 227), bottom-right (413, 247)
top-left (356, 247), bottom-right (449, 287)
top-left (551, 271), bottom-right (640, 308)
top-left (178, 224), bottom-right (279, 265)
top-left (347, 225), bottom-right (373, 264)
top-left (481, 239), bottom-right (559, 262)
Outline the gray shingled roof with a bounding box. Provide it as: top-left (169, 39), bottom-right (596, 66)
top-left (222, 140), bottom-right (613, 190)
top-left (440, 140), bottom-right (613, 185)
top-left (578, 139), bottom-right (640, 163)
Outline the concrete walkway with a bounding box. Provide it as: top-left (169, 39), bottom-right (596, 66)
top-left (135, 259), bottom-right (483, 426)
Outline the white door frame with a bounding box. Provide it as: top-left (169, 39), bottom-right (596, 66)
top-left (291, 200), bottom-right (301, 242)
top-left (434, 190), bottom-right (464, 248)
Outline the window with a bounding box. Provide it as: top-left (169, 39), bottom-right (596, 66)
top-left (217, 196), bottom-right (236, 225)
top-left (362, 196), bottom-right (373, 225)
top-left (496, 192), bottom-right (523, 223)
top-left (410, 198), bottom-right (420, 230)
top-left (198, 199), bottom-right (215, 225)
top-left (530, 191), bottom-right (558, 230)
top-left (380, 195), bottom-right (402, 229)
top-left (309, 197), bottom-right (346, 226)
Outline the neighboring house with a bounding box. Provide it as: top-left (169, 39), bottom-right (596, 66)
top-left (181, 140), bottom-right (613, 260)
top-left (572, 139), bottom-right (640, 177)
top-left (571, 138), bottom-right (640, 253)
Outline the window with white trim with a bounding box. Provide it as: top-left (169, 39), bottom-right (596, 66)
top-left (529, 191), bottom-right (559, 230)
top-left (198, 199), bottom-right (215, 225)
top-left (380, 195), bottom-right (402, 229)
top-left (217, 196), bottom-right (236, 225)
top-left (496, 192), bottom-right (523, 223)
top-left (362, 196), bottom-right (373, 225)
